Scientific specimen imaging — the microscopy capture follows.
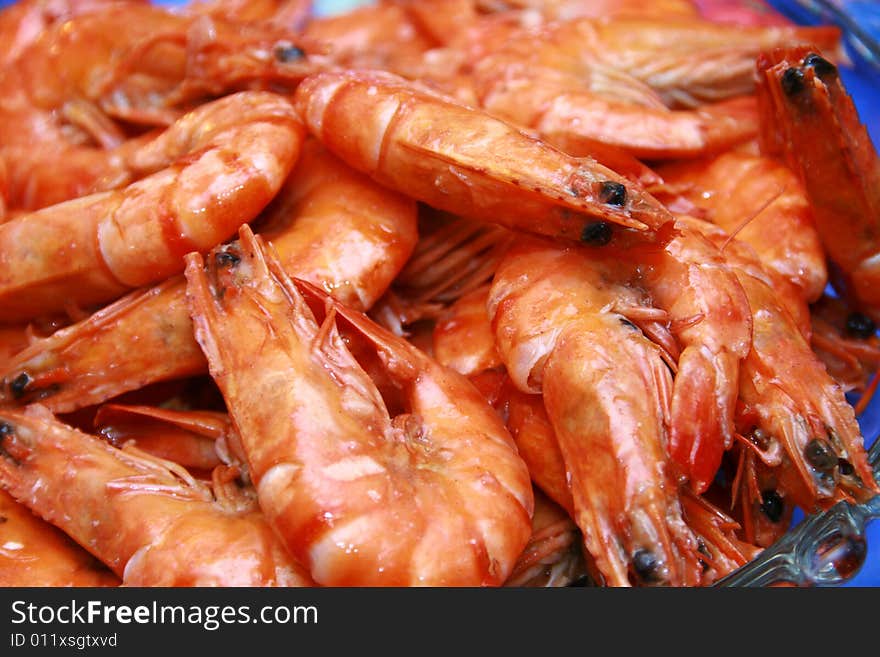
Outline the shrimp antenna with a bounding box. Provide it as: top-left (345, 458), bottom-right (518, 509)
top-left (719, 186), bottom-right (786, 253)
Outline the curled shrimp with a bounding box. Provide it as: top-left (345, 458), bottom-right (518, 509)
top-left (488, 235), bottom-right (703, 586)
top-left (294, 68), bottom-right (673, 243)
top-left (0, 1), bottom-right (321, 212)
top-left (0, 90), bottom-right (305, 323)
top-left (0, 489), bottom-right (120, 587)
top-left (471, 44), bottom-right (760, 160)
top-left (0, 404), bottom-right (314, 586)
top-left (0, 139), bottom-right (417, 412)
top-left (185, 224), bottom-right (534, 586)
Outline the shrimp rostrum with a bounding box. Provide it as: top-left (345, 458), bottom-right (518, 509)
top-left (185, 225), bottom-right (534, 586)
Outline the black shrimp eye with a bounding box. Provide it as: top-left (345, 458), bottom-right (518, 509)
top-left (580, 221), bottom-right (612, 246)
top-left (759, 489), bottom-right (784, 523)
top-left (274, 44), bottom-right (304, 63)
top-left (838, 459), bottom-right (855, 477)
top-left (632, 549), bottom-right (661, 582)
top-left (8, 372), bottom-right (31, 398)
top-left (598, 181), bottom-right (627, 206)
top-left (780, 67), bottom-right (806, 96)
top-left (804, 439), bottom-right (838, 472)
top-left (803, 53), bottom-right (838, 80)
top-left (215, 251), bottom-right (241, 268)
top-left (845, 312), bottom-right (876, 339)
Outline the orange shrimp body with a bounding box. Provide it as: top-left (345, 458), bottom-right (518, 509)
top-left (185, 226), bottom-right (534, 586)
top-left (655, 151), bottom-right (827, 306)
top-left (625, 221), bottom-right (752, 492)
top-left (298, 1), bottom-right (437, 78)
top-left (489, 236), bottom-right (702, 586)
top-left (294, 69), bottom-right (673, 242)
top-left (432, 284), bottom-right (503, 377)
top-left (0, 405), bottom-right (314, 586)
top-left (756, 46), bottom-right (880, 320)
top-left (581, 17), bottom-right (841, 107)
top-left (0, 91), bottom-right (305, 323)
top-left (472, 41), bottom-right (760, 160)
top-left (0, 2), bottom-right (319, 211)
top-left (0, 489), bottom-right (120, 587)
top-left (0, 139), bottom-right (417, 412)
top-left (0, 0), bottom-right (143, 70)
top-left (683, 217), bottom-right (879, 510)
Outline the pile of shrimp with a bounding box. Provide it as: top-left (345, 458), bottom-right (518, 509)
top-left (0, 0), bottom-right (878, 588)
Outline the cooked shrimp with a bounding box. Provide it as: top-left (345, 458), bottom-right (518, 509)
top-left (683, 216), bottom-right (879, 513)
top-left (492, 219), bottom-right (751, 493)
top-left (488, 235), bottom-right (703, 586)
top-left (185, 225), bottom-right (534, 586)
top-left (0, 0), bottom-right (138, 69)
top-left (654, 150), bottom-right (827, 306)
top-left (0, 404), bottom-right (313, 586)
top-left (294, 69), bottom-right (674, 243)
top-left (433, 280), bottom-right (760, 585)
top-left (0, 91), bottom-right (305, 323)
top-left (756, 46), bottom-right (880, 322)
top-left (0, 1), bottom-right (319, 211)
top-left (0, 489), bottom-right (120, 587)
top-left (0, 139), bottom-right (417, 411)
top-left (472, 51), bottom-right (760, 160)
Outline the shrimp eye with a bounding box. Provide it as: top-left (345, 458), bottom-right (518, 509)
top-left (580, 221), bottom-right (612, 245)
top-left (598, 181), bottom-right (627, 206)
top-left (803, 53), bottom-right (838, 80)
top-left (804, 439), bottom-right (838, 472)
top-left (759, 489), bottom-right (784, 523)
top-left (845, 312), bottom-right (875, 339)
top-left (8, 372), bottom-right (31, 399)
top-left (274, 44), bottom-right (304, 62)
top-left (215, 251), bottom-right (241, 268)
top-left (632, 549), bottom-right (661, 582)
top-left (837, 459), bottom-right (855, 477)
top-left (780, 67), bottom-right (806, 96)
top-left (0, 422), bottom-right (17, 464)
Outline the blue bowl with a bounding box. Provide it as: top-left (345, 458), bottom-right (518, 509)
top-left (0, 0), bottom-right (878, 586)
